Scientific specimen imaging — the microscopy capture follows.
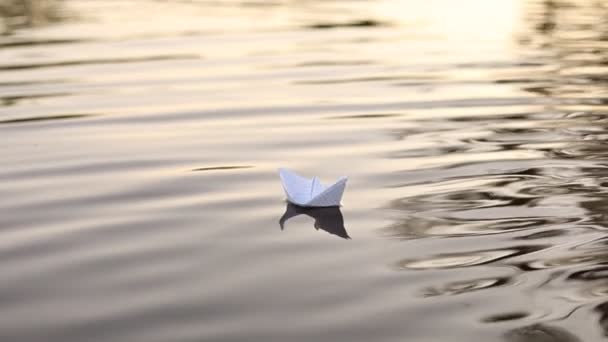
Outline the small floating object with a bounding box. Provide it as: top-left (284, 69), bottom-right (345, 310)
top-left (278, 168), bottom-right (347, 207)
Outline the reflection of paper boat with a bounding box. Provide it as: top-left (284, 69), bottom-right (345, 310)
top-left (279, 168), bottom-right (347, 207)
top-left (280, 203), bottom-right (350, 239)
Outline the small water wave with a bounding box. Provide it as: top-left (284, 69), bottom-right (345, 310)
top-left (0, 55), bottom-right (201, 71)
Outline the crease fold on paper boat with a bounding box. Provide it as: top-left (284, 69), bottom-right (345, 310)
top-left (278, 168), bottom-right (347, 207)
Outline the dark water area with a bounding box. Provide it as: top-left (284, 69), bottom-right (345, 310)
top-left (3, 0), bottom-right (608, 341)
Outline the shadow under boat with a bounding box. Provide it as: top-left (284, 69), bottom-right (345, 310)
top-left (279, 203), bottom-right (350, 240)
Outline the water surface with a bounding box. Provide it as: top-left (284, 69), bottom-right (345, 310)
top-left (3, 0), bottom-right (608, 341)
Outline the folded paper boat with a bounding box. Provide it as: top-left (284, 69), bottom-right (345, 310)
top-left (279, 168), bottom-right (347, 207)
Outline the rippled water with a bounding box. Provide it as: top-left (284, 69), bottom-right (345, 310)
top-left (4, 0), bottom-right (608, 341)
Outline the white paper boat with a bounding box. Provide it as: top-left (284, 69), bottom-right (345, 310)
top-left (278, 168), bottom-right (347, 207)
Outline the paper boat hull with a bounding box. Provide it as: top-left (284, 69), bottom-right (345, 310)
top-left (279, 168), bottom-right (347, 207)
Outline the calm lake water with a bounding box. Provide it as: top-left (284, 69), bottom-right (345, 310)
top-left (3, 0), bottom-right (608, 341)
